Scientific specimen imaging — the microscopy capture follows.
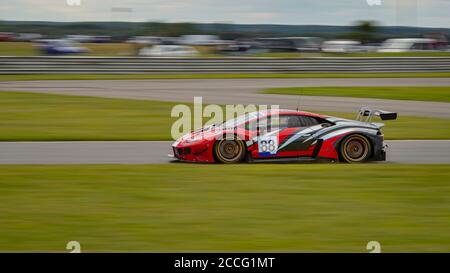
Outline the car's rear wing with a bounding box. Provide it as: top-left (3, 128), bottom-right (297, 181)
top-left (356, 107), bottom-right (397, 123)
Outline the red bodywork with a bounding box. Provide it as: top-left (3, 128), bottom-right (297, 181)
top-left (172, 110), bottom-right (344, 163)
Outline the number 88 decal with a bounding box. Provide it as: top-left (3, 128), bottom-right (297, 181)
top-left (260, 140), bottom-right (275, 152)
top-left (258, 136), bottom-right (278, 156)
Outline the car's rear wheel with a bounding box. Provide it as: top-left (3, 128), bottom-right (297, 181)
top-left (339, 134), bottom-right (371, 163)
top-left (214, 139), bottom-right (246, 164)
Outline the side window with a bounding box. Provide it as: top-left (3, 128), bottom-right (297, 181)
top-left (284, 115), bottom-right (302, 128)
top-left (298, 116), bottom-right (320, 127)
top-left (278, 115), bottom-right (319, 128)
top-left (246, 116), bottom-right (287, 131)
top-left (246, 115), bottom-right (329, 130)
top-left (278, 116), bottom-right (291, 129)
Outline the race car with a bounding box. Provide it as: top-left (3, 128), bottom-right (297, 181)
top-left (170, 107), bottom-right (397, 164)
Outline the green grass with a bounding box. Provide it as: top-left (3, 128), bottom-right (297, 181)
top-left (263, 86), bottom-right (450, 103)
top-left (1, 72), bottom-right (450, 82)
top-left (0, 42), bottom-right (39, 56)
top-left (0, 91), bottom-right (449, 141)
top-left (0, 91), bottom-right (176, 141)
top-left (0, 164), bottom-right (449, 252)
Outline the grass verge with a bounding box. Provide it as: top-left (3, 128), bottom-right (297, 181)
top-left (0, 164), bottom-right (449, 252)
top-left (0, 91), bottom-right (449, 141)
top-left (263, 86), bottom-right (450, 103)
top-left (1, 72), bottom-right (450, 82)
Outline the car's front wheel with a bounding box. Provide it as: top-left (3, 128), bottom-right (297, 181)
top-left (214, 139), bottom-right (246, 164)
top-left (339, 134), bottom-right (372, 163)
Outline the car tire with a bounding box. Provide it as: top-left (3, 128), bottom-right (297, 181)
top-left (339, 134), bottom-right (372, 163)
top-left (214, 139), bottom-right (246, 164)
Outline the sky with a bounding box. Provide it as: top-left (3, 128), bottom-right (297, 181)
top-left (0, 0), bottom-right (449, 27)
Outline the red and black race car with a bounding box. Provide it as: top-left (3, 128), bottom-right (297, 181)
top-left (170, 107), bottom-right (397, 164)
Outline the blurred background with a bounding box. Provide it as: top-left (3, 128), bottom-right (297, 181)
top-left (0, 0), bottom-right (448, 58)
top-left (1, 21), bottom-right (448, 57)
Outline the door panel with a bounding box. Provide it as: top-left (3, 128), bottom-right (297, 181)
top-left (251, 115), bottom-right (320, 159)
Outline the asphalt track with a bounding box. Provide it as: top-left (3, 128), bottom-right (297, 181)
top-left (0, 140), bottom-right (449, 164)
top-left (1, 78), bottom-right (450, 118)
top-left (0, 78), bottom-right (449, 164)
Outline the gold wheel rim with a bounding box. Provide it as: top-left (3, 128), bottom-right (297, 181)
top-left (216, 140), bottom-right (244, 163)
top-left (342, 135), bottom-right (370, 163)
